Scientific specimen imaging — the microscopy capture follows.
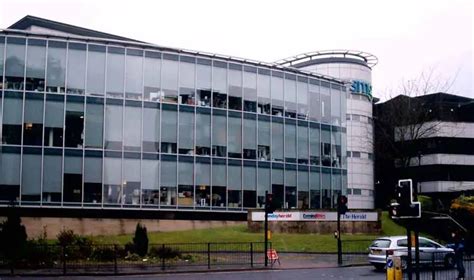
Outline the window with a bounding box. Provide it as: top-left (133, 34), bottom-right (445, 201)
top-left (65, 101), bottom-right (84, 148)
top-left (320, 82), bottom-right (331, 124)
top-left (142, 158), bottom-right (159, 206)
top-left (196, 111), bottom-right (211, 156)
top-left (310, 169), bottom-right (320, 209)
top-left (212, 112), bottom-right (227, 157)
top-left (272, 120), bottom-right (284, 162)
top-left (0, 152), bottom-right (21, 202)
top-left (2, 95), bottom-right (23, 145)
top-left (243, 115), bottom-right (257, 159)
top-left (104, 157), bottom-right (122, 205)
top-left (143, 106), bottom-right (160, 153)
top-left (123, 159), bottom-right (141, 205)
top-left (196, 59), bottom-right (211, 107)
top-left (23, 96), bottom-right (43, 146)
top-left (63, 154), bottom-right (83, 203)
top-left (258, 118), bottom-right (270, 161)
top-left (179, 110), bottom-right (194, 155)
top-left (228, 64), bottom-right (242, 110)
top-left (160, 159), bottom-right (177, 207)
top-left (308, 79), bottom-right (320, 121)
top-left (67, 43), bottom-right (86, 95)
top-left (195, 160), bottom-right (210, 208)
top-left (25, 39), bottom-right (46, 91)
top-left (44, 97), bottom-right (64, 147)
top-left (352, 188), bottom-right (362, 195)
top-left (161, 108), bottom-right (177, 153)
top-left (284, 75), bottom-right (297, 118)
top-left (228, 115), bottom-right (242, 158)
top-left (105, 46), bottom-right (124, 98)
top-left (162, 54), bottom-right (179, 103)
top-left (322, 171), bottom-right (331, 208)
top-left (271, 73), bottom-right (284, 116)
top-left (0, 36), bottom-right (4, 86)
top-left (21, 153), bottom-right (41, 202)
top-left (243, 67), bottom-right (257, 112)
top-left (43, 154), bottom-right (62, 203)
top-left (331, 85), bottom-right (341, 126)
top-left (297, 123), bottom-right (309, 164)
top-left (257, 70), bottom-right (270, 114)
top-left (84, 156), bottom-right (102, 204)
top-left (125, 49), bottom-right (143, 100)
top-left (285, 121), bottom-right (297, 163)
top-left (298, 169), bottom-right (309, 209)
top-left (272, 168), bottom-right (284, 209)
top-left (124, 106), bottom-right (141, 151)
top-left (331, 130), bottom-right (341, 167)
top-left (178, 160), bottom-right (194, 208)
top-left (228, 164), bottom-right (242, 209)
top-left (143, 51), bottom-right (161, 101)
top-left (297, 77), bottom-right (309, 120)
top-left (257, 166), bottom-right (270, 208)
top-left (212, 61), bottom-right (227, 109)
top-left (179, 56), bottom-right (195, 105)
top-left (321, 128), bottom-right (331, 167)
top-left (285, 168), bottom-right (297, 209)
top-left (243, 165), bottom-right (257, 208)
top-left (105, 104), bottom-right (123, 150)
top-left (46, 41), bottom-right (66, 93)
top-left (5, 37), bottom-right (26, 90)
top-left (212, 161), bottom-right (226, 208)
top-left (85, 102), bottom-right (103, 148)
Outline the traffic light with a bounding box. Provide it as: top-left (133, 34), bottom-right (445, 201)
top-left (395, 180), bottom-right (413, 206)
top-left (390, 179), bottom-right (421, 219)
top-left (337, 195), bottom-right (348, 215)
top-left (265, 193), bottom-right (277, 214)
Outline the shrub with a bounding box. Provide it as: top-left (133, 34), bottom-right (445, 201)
top-left (0, 205), bottom-right (28, 262)
top-left (133, 223), bottom-right (148, 257)
top-left (149, 246), bottom-right (181, 259)
top-left (90, 246), bottom-right (116, 261)
top-left (56, 229), bottom-right (93, 260)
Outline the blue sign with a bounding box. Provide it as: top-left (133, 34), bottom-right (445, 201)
top-left (350, 80), bottom-right (372, 100)
top-left (387, 259), bottom-right (393, 268)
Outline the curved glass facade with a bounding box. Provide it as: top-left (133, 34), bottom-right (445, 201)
top-left (0, 34), bottom-right (347, 212)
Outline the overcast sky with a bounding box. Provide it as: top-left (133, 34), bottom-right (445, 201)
top-left (0, 0), bottom-right (472, 100)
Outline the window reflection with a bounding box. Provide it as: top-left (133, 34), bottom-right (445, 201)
top-left (25, 39), bottom-right (46, 92)
top-left (67, 43), bottom-right (86, 95)
top-left (5, 37), bottom-right (26, 91)
top-left (46, 41), bottom-right (66, 93)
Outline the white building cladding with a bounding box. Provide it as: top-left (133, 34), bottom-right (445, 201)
top-left (0, 16), bottom-right (348, 215)
top-left (276, 50), bottom-right (377, 209)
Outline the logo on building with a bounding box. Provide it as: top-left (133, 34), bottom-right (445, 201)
top-left (350, 80), bottom-right (372, 100)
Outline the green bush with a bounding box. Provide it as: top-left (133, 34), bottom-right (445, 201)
top-left (0, 206), bottom-right (28, 262)
top-left (133, 223), bottom-right (149, 257)
top-left (56, 229), bottom-right (93, 260)
top-left (149, 246), bottom-right (181, 259)
top-left (90, 246), bottom-right (116, 261)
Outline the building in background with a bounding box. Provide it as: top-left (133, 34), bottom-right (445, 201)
top-left (374, 92), bottom-right (474, 208)
top-left (276, 51), bottom-right (377, 209)
top-left (0, 16), bottom-right (349, 224)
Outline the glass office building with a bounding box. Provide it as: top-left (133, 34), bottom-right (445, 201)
top-left (0, 16), bottom-right (347, 214)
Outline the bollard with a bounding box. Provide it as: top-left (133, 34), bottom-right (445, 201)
top-left (387, 256), bottom-right (402, 280)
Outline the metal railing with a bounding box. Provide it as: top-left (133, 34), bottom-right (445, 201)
top-left (401, 251), bottom-right (472, 280)
top-left (341, 239), bottom-right (372, 266)
top-left (0, 242), bottom-right (269, 276)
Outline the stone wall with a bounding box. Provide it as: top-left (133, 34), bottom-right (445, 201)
top-left (0, 217), bottom-right (245, 238)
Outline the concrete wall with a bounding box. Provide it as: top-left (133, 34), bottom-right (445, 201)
top-left (0, 217), bottom-right (245, 238)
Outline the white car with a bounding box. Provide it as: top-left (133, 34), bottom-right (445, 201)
top-left (368, 236), bottom-right (455, 270)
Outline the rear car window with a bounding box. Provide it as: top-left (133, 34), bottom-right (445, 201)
top-left (397, 239), bottom-right (408, 247)
top-left (371, 239), bottom-right (391, 248)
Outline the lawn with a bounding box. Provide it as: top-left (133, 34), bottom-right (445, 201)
top-left (91, 211), bottom-right (407, 253)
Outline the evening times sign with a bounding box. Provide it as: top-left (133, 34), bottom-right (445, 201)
top-left (350, 80), bottom-right (372, 100)
top-left (251, 211), bottom-right (378, 222)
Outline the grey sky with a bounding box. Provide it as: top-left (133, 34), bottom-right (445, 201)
top-left (0, 0), bottom-right (472, 100)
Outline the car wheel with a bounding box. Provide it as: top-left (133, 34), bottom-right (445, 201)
top-left (444, 254), bottom-right (455, 268)
top-left (373, 264), bottom-right (385, 271)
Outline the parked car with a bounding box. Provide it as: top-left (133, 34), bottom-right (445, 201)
top-left (368, 236), bottom-right (455, 270)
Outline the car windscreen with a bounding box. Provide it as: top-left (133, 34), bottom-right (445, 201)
top-left (370, 239), bottom-right (391, 248)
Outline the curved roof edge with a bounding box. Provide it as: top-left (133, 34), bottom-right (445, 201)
top-left (275, 50), bottom-right (378, 69)
top-left (0, 28), bottom-right (347, 85)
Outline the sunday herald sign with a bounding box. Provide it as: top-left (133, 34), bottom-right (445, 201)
top-left (251, 211), bottom-right (378, 222)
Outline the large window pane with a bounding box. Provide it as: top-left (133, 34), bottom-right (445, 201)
top-left (178, 160), bottom-right (193, 208)
top-left (310, 169), bottom-right (320, 208)
top-left (196, 60), bottom-right (211, 107)
top-left (42, 155), bottom-right (61, 203)
top-left (125, 50), bottom-right (143, 100)
top-left (5, 37), bottom-right (26, 90)
top-left (105, 47), bottom-right (124, 97)
top-left (105, 104), bottom-right (123, 150)
top-left (162, 56), bottom-right (178, 103)
top-left (85, 102), bottom-right (103, 148)
top-left (23, 96), bottom-right (43, 146)
top-left (212, 61), bottom-right (227, 109)
top-left (161, 159), bottom-right (177, 206)
top-left (297, 78), bottom-right (309, 120)
top-left (179, 57), bottom-right (196, 105)
top-left (285, 168), bottom-right (297, 209)
top-left (331, 86), bottom-right (341, 126)
top-left (309, 79), bottom-right (320, 121)
top-left (21, 153), bottom-right (41, 202)
top-left (65, 101), bottom-right (84, 148)
top-left (195, 161), bottom-right (210, 208)
top-left (143, 106), bottom-right (160, 152)
top-left (243, 116), bottom-right (256, 159)
top-left (228, 66), bottom-right (242, 110)
top-left (320, 83), bottom-right (331, 124)
top-left (87, 45), bottom-right (106, 96)
top-left (46, 41), bottom-right (66, 93)
top-left (104, 157), bottom-right (122, 205)
top-left (243, 67), bottom-right (257, 112)
top-left (124, 106), bottom-right (141, 151)
top-left (257, 70), bottom-right (270, 114)
top-left (44, 98), bottom-right (64, 147)
top-left (66, 43), bottom-right (86, 95)
top-left (321, 128), bottom-right (331, 167)
top-left (161, 108), bottom-right (177, 153)
top-left (63, 154), bottom-right (82, 203)
top-left (285, 122), bottom-right (296, 162)
top-left (310, 126), bottom-right (320, 165)
top-left (0, 152), bottom-right (21, 202)
top-left (322, 170), bottom-right (331, 208)
top-left (272, 167), bottom-right (284, 208)
top-left (25, 39), bottom-right (46, 91)
top-left (271, 74), bottom-right (284, 116)
top-left (142, 159), bottom-right (159, 205)
top-left (212, 161), bottom-right (226, 208)
top-left (123, 159), bottom-right (141, 205)
top-left (243, 165), bottom-right (256, 208)
top-left (179, 111), bottom-right (194, 154)
top-left (271, 121), bottom-right (283, 162)
top-left (0, 36), bottom-right (4, 85)
top-left (257, 166), bottom-right (270, 208)
top-left (2, 95), bottom-right (23, 144)
top-left (257, 118), bottom-right (270, 161)
top-left (144, 51), bottom-right (161, 101)
top-left (284, 75), bottom-right (297, 118)
top-left (298, 169), bottom-right (309, 208)
top-left (212, 112), bottom-right (226, 157)
top-left (228, 164), bottom-right (242, 209)
top-left (297, 124), bottom-right (309, 164)
top-left (84, 156), bottom-right (102, 204)
top-left (331, 130), bottom-right (341, 167)
top-left (196, 111), bottom-right (211, 156)
top-left (228, 115), bottom-right (242, 158)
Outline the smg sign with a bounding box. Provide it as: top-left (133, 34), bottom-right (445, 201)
top-left (350, 80), bottom-right (372, 100)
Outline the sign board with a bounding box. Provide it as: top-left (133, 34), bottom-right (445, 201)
top-left (350, 80), bottom-right (372, 100)
top-left (251, 211), bottom-right (378, 222)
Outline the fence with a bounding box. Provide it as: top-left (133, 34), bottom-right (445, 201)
top-left (402, 252), bottom-right (472, 280)
top-left (0, 242), bottom-right (269, 276)
top-left (341, 239), bottom-right (372, 266)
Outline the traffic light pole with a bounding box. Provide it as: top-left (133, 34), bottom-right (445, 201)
top-left (264, 190), bottom-right (268, 267)
top-left (337, 212), bottom-right (342, 265)
top-left (406, 222), bottom-right (412, 280)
